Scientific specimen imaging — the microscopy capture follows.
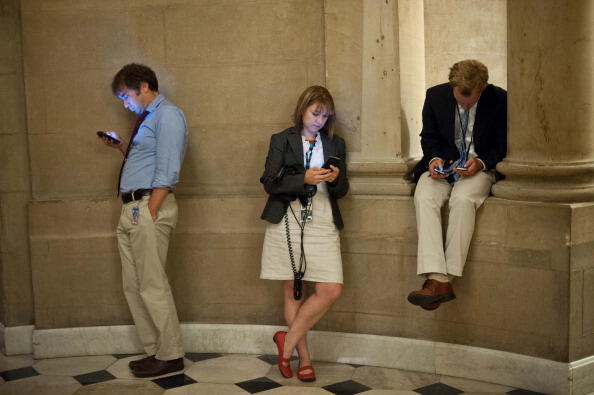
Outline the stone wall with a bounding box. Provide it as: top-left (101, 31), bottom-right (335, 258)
top-left (20, 0), bottom-right (325, 326)
top-left (7, 0), bottom-right (594, 366)
top-left (0, 0), bottom-right (34, 327)
top-left (424, 0), bottom-right (507, 89)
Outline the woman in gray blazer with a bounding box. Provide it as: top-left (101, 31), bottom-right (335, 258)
top-left (259, 86), bottom-right (349, 382)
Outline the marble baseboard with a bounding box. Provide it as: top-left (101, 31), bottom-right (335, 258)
top-left (32, 323), bottom-right (592, 394)
top-left (0, 324), bottom-right (34, 355)
top-left (570, 355), bottom-right (594, 395)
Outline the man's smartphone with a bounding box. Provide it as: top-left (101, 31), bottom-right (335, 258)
top-left (322, 156), bottom-right (341, 170)
top-left (97, 131), bottom-right (121, 144)
top-left (434, 167), bottom-right (447, 175)
top-left (455, 166), bottom-right (468, 171)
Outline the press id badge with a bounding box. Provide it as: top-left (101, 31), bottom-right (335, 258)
top-left (300, 207), bottom-right (313, 223)
top-left (131, 206), bottom-right (140, 225)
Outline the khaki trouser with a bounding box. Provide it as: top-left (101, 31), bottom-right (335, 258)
top-left (116, 193), bottom-right (183, 361)
top-left (414, 171), bottom-right (495, 277)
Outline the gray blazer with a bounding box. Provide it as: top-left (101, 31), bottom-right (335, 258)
top-left (259, 127), bottom-right (349, 230)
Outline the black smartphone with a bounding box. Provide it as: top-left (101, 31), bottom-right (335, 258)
top-left (97, 131), bottom-right (121, 144)
top-left (322, 156), bottom-right (341, 170)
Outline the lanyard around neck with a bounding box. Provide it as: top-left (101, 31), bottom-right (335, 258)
top-left (456, 106), bottom-right (472, 157)
top-left (305, 140), bottom-right (316, 170)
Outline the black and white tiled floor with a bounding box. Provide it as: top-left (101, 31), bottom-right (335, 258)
top-left (0, 352), bottom-right (548, 395)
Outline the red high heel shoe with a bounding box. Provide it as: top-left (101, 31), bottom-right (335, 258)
top-left (273, 331), bottom-right (292, 378)
top-left (297, 365), bottom-right (316, 382)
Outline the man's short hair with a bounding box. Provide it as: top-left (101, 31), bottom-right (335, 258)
top-left (111, 63), bottom-right (159, 95)
top-left (448, 59), bottom-right (489, 96)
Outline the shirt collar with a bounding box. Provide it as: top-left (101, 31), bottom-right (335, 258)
top-left (301, 133), bottom-right (321, 144)
top-left (145, 94), bottom-right (166, 113)
top-left (457, 101), bottom-right (478, 113)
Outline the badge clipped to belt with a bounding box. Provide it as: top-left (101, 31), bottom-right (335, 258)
top-left (131, 206), bottom-right (140, 225)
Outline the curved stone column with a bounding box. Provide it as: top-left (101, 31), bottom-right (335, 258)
top-left (492, 0), bottom-right (594, 202)
top-left (325, 0), bottom-right (420, 195)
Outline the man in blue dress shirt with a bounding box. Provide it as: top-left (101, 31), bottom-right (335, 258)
top-left (99, 63), bottom-right (188, 377)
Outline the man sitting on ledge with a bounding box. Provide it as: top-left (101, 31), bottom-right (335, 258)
top-left (408, 59), bottom-right (507, 311)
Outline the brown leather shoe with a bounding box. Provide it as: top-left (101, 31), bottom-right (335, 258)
top-left (131, 357), bottom-right (184, 377)
top-left (128, 355), bottom-right (154, 370)
top-left (408, 279), bottom-right (455, 306)
top-left (420, 301), bottom-right (441, 311)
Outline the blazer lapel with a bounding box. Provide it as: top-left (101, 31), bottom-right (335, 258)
top-left (321, 132), bottom-right (336, 162)
top-left (287, 128), bottom-right (304, 168)
top-left (443, 89), bottom-right (456, 147)
top-left (473, 87), bottom-right (493, 145)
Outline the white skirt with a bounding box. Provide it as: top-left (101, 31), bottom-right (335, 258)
top-left (260, 189), bottom-right (343, 283)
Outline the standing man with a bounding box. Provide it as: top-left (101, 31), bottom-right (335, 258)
top-left (98, 63), bottom-right (188, 376)
top-left (408, 60), bottom-right (507, 311)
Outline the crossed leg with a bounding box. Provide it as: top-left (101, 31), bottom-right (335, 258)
top-left (281, 280), bottom-right (342, 373)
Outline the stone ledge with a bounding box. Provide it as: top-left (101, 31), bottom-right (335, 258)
top-left (0, 324), bottom-right (34, 355)
top-left (31, 323), bottom-right (588, 394)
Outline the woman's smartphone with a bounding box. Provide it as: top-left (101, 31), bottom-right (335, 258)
top-left (322, 156), bottom-right (341, 170)
top-left (97, 131), bottom-right (121, 144)
top-left (455, 166), bottom-right (468, 171)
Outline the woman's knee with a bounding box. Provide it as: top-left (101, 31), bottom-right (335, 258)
top-left (318, 283), bottom-right (342, 303)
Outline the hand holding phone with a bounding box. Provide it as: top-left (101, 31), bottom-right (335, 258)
top-left (322, 156), bottom-right (341, 170)
top-left (97, 131), bottom-right (121, 145)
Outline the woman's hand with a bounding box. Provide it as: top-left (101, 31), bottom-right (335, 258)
top-left (304, 167), bottom-right (333, 185)
top-left (326, 165), bottom-right (340, 183)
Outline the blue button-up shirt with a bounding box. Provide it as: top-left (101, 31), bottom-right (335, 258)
top-left (120, 95), bottom-right (188, 193)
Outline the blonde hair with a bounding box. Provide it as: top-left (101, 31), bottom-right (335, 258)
top-left (448, 59), bottom-right (489, 96)
top-left (293, 86), bottom-right (336, 139)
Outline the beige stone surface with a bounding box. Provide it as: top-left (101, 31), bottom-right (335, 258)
top-left (165, 383), bottom-right (247, 395)
top-left (398, 0), bottom-right (425, 160)
top-left (324, 0), bottom-right (362, 151)
top-left (352, 366), bottom-right (438, 390)
top-left (0, 0), bottom-right (33, 328)
top-left (493, 1), bottom-right (594, 202)
top-left (0, 0), bottom-right (22, 75)
top-left (440, 375), bottom-right (514, 393)
top-left (0, 192), bottom-right (34, 325)
top-left (72, 379), bottom-right (163, 395)
top-left (260, 387), bottom-right (333, 395)
top-left (0, 375), bottom-right (81, 395)
top-left (26, 193), bottom-right (594, 361)
top-left (0, 353), bottom-right (34, 371)
top-left (267, 361), bottom-right (355, 388)
top-left (0, 74), bottom-right (26, 136)
top-left (423, 0), bottom-right (507, 89)
top-left (8, 0), bottom-right (594, 381)
top-left (0, 134), bottom-right (30, 193)
top-left (184, 355), bottom-right (270, 384)
top-left (33, 355), bottom-right (116, 376)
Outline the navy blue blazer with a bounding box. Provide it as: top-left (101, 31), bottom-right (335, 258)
top-left (412, 83), bottom-right (507, 182)
top-left (260, 127), bottom-right (349, 230)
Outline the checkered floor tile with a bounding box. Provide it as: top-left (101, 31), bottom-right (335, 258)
top-left (0, 352), bottom-right (550, 394)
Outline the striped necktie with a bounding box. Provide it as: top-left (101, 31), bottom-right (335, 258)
top-left (116, 110), bottom-right (149, 196)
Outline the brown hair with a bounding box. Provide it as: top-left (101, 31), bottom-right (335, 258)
top-left (448, 59), bottom-right (489, 96)
top-left (292, 86), bottom-right (336, 138)
top-left (111, 63), bottom-right (159, 95)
